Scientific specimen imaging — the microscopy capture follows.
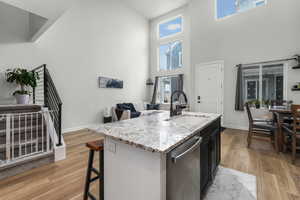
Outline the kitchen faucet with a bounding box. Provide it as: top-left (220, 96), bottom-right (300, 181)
top-left (170, 90), bottom-right (188, 117)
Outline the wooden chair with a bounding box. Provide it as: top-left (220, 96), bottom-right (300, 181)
top-left (282, 105), bottom-right (300, 164)
top-left (245, 103), bottom-right (278, 151)
top-left (84, 140), bottom-right (104, 200)
top-left (271, 100), bottom-right (294, 124)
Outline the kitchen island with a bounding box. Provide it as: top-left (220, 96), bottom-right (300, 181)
top-left (94, 111), bottom-right (221, 200)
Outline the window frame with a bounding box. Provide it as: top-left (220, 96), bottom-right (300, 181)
top-left (245, 79), bottom-right (259, 101)
top-left (215, 0), bottom-right (267, 21)
top-left (152, 13), bottom-right (186, 106)
top-left (156, 15), bottom-right (184, 73)
top-left (157, 40), bottom-right (184, 72)
top-left (242, 62), bottom-right (288, 106)
top-left (157, 15), bottom-right (184, 40)
top-left (156, 75), bottom-right (181, 104)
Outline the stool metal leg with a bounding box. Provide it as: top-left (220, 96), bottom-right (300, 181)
top-left (84, 150), bottom-right (94, 200)
top-left (99, 150), bottom-right (104, 200)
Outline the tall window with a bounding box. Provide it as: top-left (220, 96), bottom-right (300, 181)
top-left (157, 16), bottom-right (183, 71)
top-left (216, 0), bottom-right (266, 19)
top-left (157, 76), bottom-right (179, 104)
top-left (159, 41), bottom-right (183, 70)
top-left (242, 64), bottom-right (285, 104)
top-left (159, 17), bottom-right (182, 39)
top-left (152, 15), bottom-right (184, 105)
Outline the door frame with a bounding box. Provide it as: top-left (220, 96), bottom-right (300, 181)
top-left (193, 60), bottom-right (224, 119)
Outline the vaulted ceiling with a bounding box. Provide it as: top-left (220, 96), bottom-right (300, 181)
top-left (123, 0), bottom-right (189, 19)
top-left (1, 0), bottom-right (189, 20)
top-left (0, 0), bottom-right (189, 42)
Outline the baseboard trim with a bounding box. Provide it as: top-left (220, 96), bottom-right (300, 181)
top-left (223, 123), bottom-right (248, 131)
top-left (62, 124), bottom-right (99, 134)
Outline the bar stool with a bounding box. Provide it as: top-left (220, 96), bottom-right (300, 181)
top-left (84, 140), bottom-right (104, 200)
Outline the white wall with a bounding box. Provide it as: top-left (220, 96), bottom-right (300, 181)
top-left (0, 0), bottom-right (149, 132)
top-left (189, 0), bottom-right (300, 129)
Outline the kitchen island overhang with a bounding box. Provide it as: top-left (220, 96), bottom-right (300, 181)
top-left (94, 111), bottom-right (222, 200)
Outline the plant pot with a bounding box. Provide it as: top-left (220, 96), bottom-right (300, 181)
top-left (15, 94), bottom-right (30, 104)
top-left (255, 104), bottom-right (260, 109)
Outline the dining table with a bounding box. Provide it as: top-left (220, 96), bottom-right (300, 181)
top-left (269, 106), bottom-right (292, 152)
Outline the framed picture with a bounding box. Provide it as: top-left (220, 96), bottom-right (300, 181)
top-left (99, 77), bottom-right (123, 89)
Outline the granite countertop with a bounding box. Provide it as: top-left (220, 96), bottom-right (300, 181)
top-left (94, 111), bottom-right (221, 153)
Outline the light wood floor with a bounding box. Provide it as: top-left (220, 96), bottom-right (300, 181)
top-left (0, 129), bottom-right (300, 200)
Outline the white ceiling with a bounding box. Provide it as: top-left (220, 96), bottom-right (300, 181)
top-left (122, 0), bottom-right (189, 19)
top-left (0, 0), bottom-right (189, 21)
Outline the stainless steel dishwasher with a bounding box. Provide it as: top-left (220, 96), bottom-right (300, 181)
top-left (167, 134), bottom-right (202, 200)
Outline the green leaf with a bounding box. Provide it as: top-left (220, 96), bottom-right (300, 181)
top-left (6, 68), bottom-right (40, 95)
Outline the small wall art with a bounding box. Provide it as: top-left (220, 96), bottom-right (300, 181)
top-left (99, 76), bottom-right (123, 89)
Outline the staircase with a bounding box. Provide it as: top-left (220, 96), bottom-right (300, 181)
top-left (0, 105), bottom-right (54, 180)
top-left (0, 65), bottom-right (65, 180)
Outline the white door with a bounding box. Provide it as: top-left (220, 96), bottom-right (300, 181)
top-left (194, 61), bottom-right (224, 115)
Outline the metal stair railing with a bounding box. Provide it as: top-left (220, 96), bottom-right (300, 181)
top-left (32, 64), bottom-right (62, 146)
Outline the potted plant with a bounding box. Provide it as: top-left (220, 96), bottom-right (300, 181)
top-left (254, 99), bottom-right (260, 109)
top-left (164, 97), bottom-right (168, 103)
top-left (263, 99), bottom-right (271, 108)
top-left (247, 100), bottom-right (255, 108)
top-left (6, 68), bottom-right (39, 104)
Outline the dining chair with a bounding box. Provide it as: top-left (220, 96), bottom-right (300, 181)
top-left (282, 105), bottom-right (300, 164)
top-left (245, 103), bottom-right (278, 151)
top-left (271, 100), bottom-right (294, 124)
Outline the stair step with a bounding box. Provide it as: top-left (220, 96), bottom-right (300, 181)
top-left (0, 105), bottom-right (41, 114)
top-left (0, 110), bottom-right (45, 131)
top-left (0, 113), bottom-right (43, 122)
top-left (0, 137), bottom-right (52, 160)
top-left (0, 124), bottom-right (46, 137)
top-left (0, 137), bottom-right (49, 148)
top-left (0, 144), bottom-right (51, 160)
top-left (0, 131), bottom-right (48, 145)
top-left (0, 118), bottom-right (45, 132)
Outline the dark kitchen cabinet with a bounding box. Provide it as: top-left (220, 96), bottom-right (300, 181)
top-left (200, 133), bottom-right (210, 195)
top-left (199, 118), bottom-right (221, 199)
top-left (210, 128), bottom-right (221, 177)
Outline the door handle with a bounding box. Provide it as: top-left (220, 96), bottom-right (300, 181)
top-left (172, 137), bottom-right (202, 163)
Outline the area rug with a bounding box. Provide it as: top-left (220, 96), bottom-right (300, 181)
top-left (205, 167), bottom-right (257, 200)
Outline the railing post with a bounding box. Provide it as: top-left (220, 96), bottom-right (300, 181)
top-left (58, 103), bottom-right (62, 146)
top-left (6, 114), bottom-right (11, 162)
top-left (45, 110), bottom-right (50, 152)
top-left (33, 87), bottom-right (36, 104)
top-left (44, 65), bottom-right (48, 107)
top-left (40, 64), bottom-right (62, 147)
